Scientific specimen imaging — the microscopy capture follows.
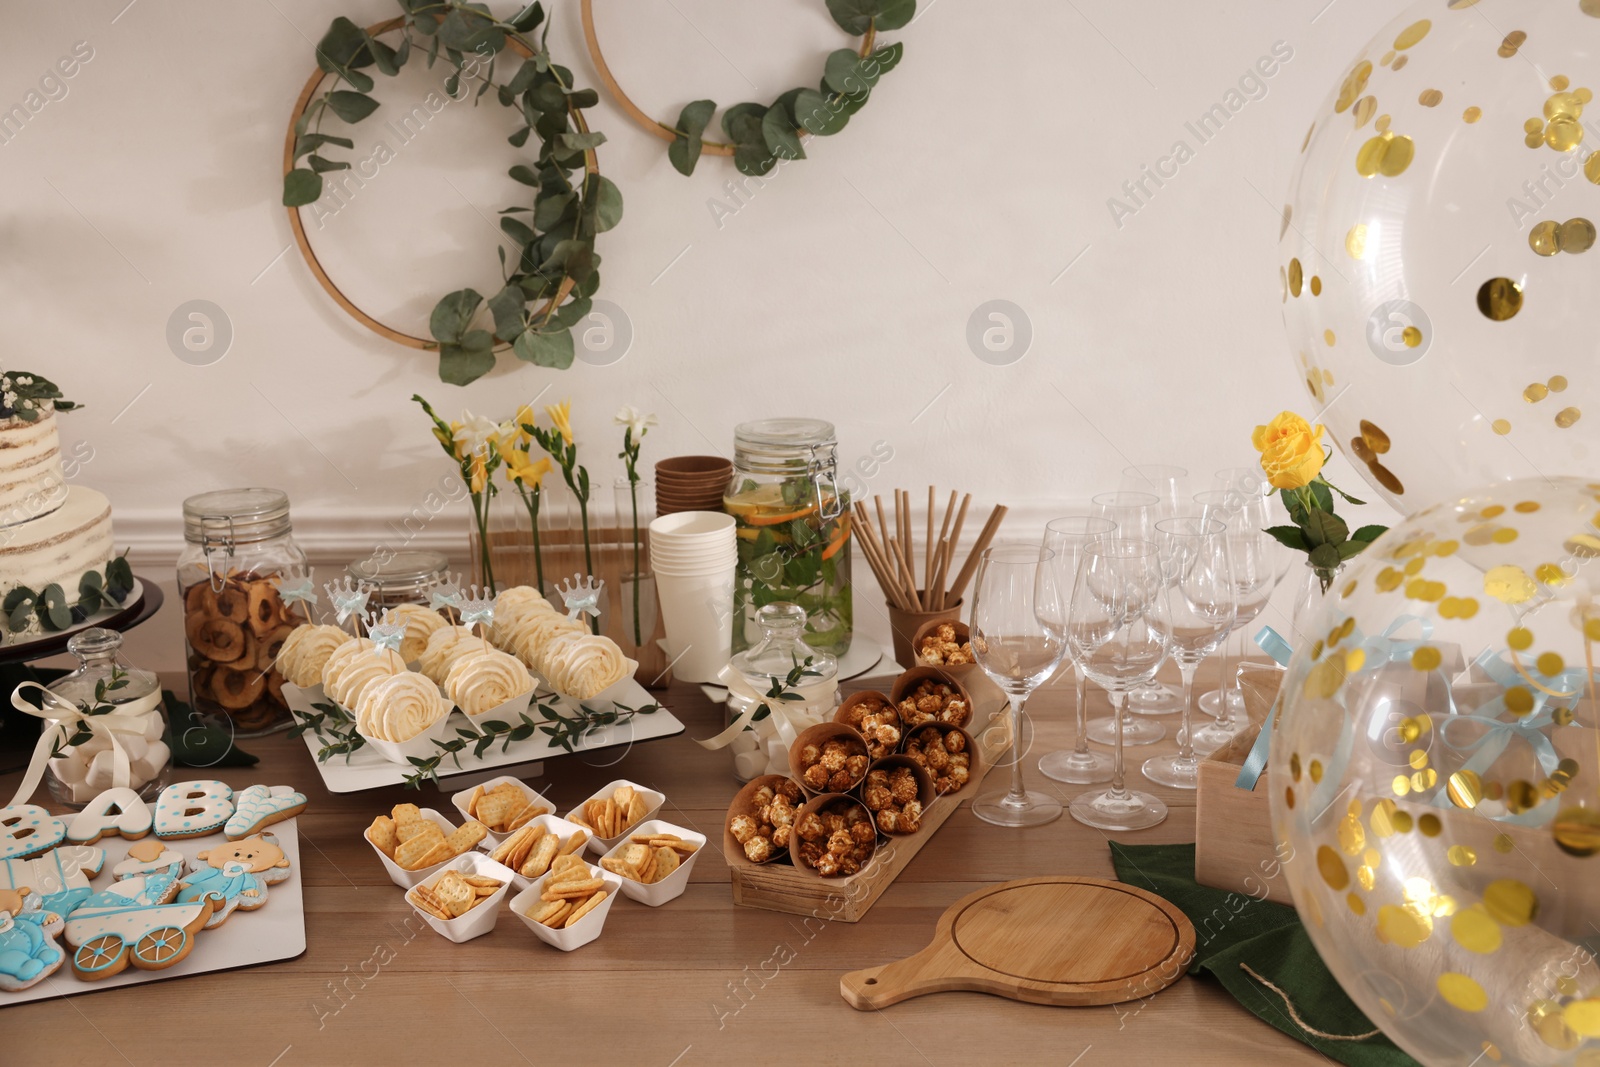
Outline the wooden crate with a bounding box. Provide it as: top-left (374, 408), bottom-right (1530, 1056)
top-left (724, 678), bottom-right (1012, 923)
top-left (471, 523), bottom-right (670, 687)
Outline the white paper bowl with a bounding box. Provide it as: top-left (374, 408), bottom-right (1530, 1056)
top-left (357, 708), bottom-right (459, 765)
top-left (564, 779), bottom-right (667, 856)
top-left (549, 662), bottom-right (643, 716)
top-left (366, 808), bottom-right (463, 889)
top-left (598, 818), bottom-right (707, 907)
top-left (404, 852), bottom-right (517, 943)
top-left (458, 686), bottom-right (537, 734)
top-left (280, 680), bottom-right (327, 713)
top-left (449, 775), bottom-right (557, 850)
top-left (508, 860), bottom-right (623, 952)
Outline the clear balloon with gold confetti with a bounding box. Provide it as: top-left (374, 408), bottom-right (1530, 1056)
top-left (1270, 476), bottom-right (1600, 1065)
top-left (1281, 1), bottom-right (1600, 510)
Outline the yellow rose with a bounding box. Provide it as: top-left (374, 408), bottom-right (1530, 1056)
top-left (1252, 411), bottom-right (1326, 490)
top-left (546, 400), bottom-right (573, 446)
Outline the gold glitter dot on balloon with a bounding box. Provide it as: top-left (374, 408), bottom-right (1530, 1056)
top-left (1354, 95), bottom-right (1376, 127)
top-left (1584, 0), bottom-right (1600, 16)
top-left (1537, 651), bottom-right (1565, 675)
top-left (1528, 130), bottom-right (1548, 149)
top-left (1438, 973), bottom-right (1489, 1012)
top-left (1345, 648), bottom-right (1365, 672)
top-left (1508, 780), bottom-right (1538, 813)
top-left (1391, 56), bottom-right (1408, 73)
top-left (1527, 117), bottom-right (1548, 134)
top-left (1528, 1000), bottom-right (1579, 1051)
top-left (1562, 217), bottom-right (1596, 252)
top-left (1447, 0), bottom-right (1479, 8)
top-left (1347, 892), bottom-right (1366, 916)
top-left (1310, 275), bottom-right (1322, 296)
top-left (1394, 19), bottom-right (1431, 49)
top-left (1498, 30), bottom-right (1527, 58)
top-left (1492, 527), bottom-right (1519, 544)
top-left (1557, 406), bottom-right (1583, 428)
top-left (1448, 845), bottom-right (1477, 866)
top-left (1345, 224), bottom-right (1368, 259)
top-left (1356, 132), bottom-right (1415, 177)
top-left (1289, 753), bottom-right (1301, 781)
top-left (1288, 258), bottom-right (1303, 297)
top-left (1317, 845), bottom-right (1349, 890)
top-left (1548, 375), bottom-right (1568, 392)
top-left (1452, 905), bottom-right (1502, 953)
top-left (1412, 769), bottom-right (1438, 792)
top-left (1508, 627), bottom-right (1534, 650)
top-left (1357, 865), bottom-right (1376, 890)
top-left (1553, 75), bottom-right (1572, 91)
top-left (1546, 92), bottom-right (1584, 120)
top-left (1553, 807), bottom-right (1600, 856)
top-left (1587, 153), bottom-right (1600, 183)
top-left (1482, 504), bottom-right (1506, 518)
top-left (1371, 798), bottom-right (1399, 835)
top-left (1527, 383), bottom-right (1550, 403)
top-left (1464, 523), bottom-right (1496, 546)
top-left (1448, 770), bottom-right (1483, 808)
top-left (1464, 106), bottom-right (1482, 123)
top-left (1375, 114), bottom-right (1393, 133)
top-left (1477, 277), bottom-right (1523, 320)
top-left (1339, 814), bottom-right (1365, 854)
top-left (1419, 89), bottom-right (1443, 107)
top-left (1408, 750), bottom-right (1429, 771)
top-left (1402, 325), bottom-right (1422, 347)
top-left (1364, 847), bottom-right (1381, 869)
top-left (1536, 561), bottom-right (1569, 585)
top-left (1285, 785), bottom-right (1295, 808)
top-left (1377, 904), bottom-right (1432, 948)
top-left (1492, 419), bottom-right (1512, 434)
top-left (1309, 759), bottom-right (1324, 783)
top-left (1514, 499), bottom-right (1542, 512)
top-left (1322, 368), bottom-right (1334, 385)
top-left (1484, 879), bottom-right (1538, 926)
top-left (1493, 833), bottom-right (1514, 853)
top-left (1324, 329), bottom-right (1336, 347)
top-left (1565, 1001), bottom-right (1600, 1038)
top-left (1486, 564), bottom-right (1537, 603)
top-left (1335, 60), bottom-right (1374, 113)
top-left (1393, 810), bottom-right (1415, 833)
top-left (1583, 88), bottom-right (1597, 105)
top-left (1506, 686), bottom-right (1535, 716)
top-left (1531, 220), bottom-right (1562, 256)
top-left (1411, 646), bottom-right (1442, 671)
top-left (1418, 813), bottom-right (1442, 837)
top-left (1547, 116), bottom-right (1584, 150)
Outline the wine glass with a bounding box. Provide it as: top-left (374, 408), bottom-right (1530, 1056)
top-left (1066, 537), bottom-right (1169, 831)
top-left (1143, 517), bottom-right (1236, 789)
top-left (1037, 514), bottom-right (1118, 785)
top-left (968, 542), bottom-right (1068, 828)
top-left (1088, 491), bottom-right (1176, 732)
top-left (1120, 465), bottom-right (1192, 522)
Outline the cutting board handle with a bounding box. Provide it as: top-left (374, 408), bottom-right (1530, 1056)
top-left (840, 942), bottom-right (980, 1010)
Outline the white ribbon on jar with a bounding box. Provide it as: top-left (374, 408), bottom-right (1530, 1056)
top-left (696, 662), bottom-right (835, 754)
top-left (7, 682), bottom-right (160, 807)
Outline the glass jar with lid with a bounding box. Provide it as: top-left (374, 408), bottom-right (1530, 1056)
top-left (178, 488), bottom-right (307, 736)
top-left (725, 602), bottom-right (839, 781)
top-left (347, 550), bottom-right (451, 610)
top-left (44, 628), bottom-right (170, 807)
top-left (725, 418), bottom-right (853, 656)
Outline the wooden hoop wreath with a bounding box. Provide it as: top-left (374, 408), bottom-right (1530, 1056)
top-left (283, 17), bottom-right (598, 355)
top-left (579, 0), bottom-right (905, 176)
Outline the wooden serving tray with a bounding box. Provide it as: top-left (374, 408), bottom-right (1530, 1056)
top-left (840, 877), bottom-right (1195, 1009)
top-left (723, 678), bottom-right (1010, 923)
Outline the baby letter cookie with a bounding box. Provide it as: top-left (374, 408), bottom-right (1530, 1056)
top-left (153, 781), bottom-right (235, 839)
top-left (225, 785), bottom-right (308, 840)
top-left (67, 788), bottom-right (154, 844)
top-left (0, 805), bottom-right (69, 861)
top-left (178, 833), bottom-right (292, 929)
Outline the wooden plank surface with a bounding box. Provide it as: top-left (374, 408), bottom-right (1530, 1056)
top-left (0, 661), bottom-right (1326, 1066)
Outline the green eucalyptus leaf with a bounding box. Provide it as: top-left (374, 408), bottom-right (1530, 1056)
top-left (326, 90), bottom-right (380, 123)
top-left (510, 1), bottom-right (544, 32)
top-left (316, 17), bottom-right (368, 74)
top-left (558, 131), bottom-right (606, 152)
top-left (669, 99), bottom-right (716, 175)
top-left (500, 216), bottom-right (535, 248)
top-left (875, 0), bottom-right (916, 30)
top-left (566, 88), bottom-right (600, 109)
top-left (508, 125), bottom-right (532, 148)
top-left (868, 41), bottom-right (905, 75)
top-left (430, 288), bottom-right (483, 344)
top-left (824, 49), bottom-right (879, 95)
top-left (283, 168), bottom-right (323, 207)
top-left (308, 155), bottom-right (350, 173)
top-left (587, 176), bottom-right (623, 232)
top-left (550, 295), bottom-right (592, 329)
top-left (509, 164), bottom-right (540, 186)
top-left (106, 557), bottom-right (133, 602)
top-left (2, 587), bottom-right (34, 614)
top-left (79, 570), bottom-right (103, 593)
top-left (487, 284), bottom-right (527, 340)
top-left (795, 88), bottom-right (848, 136)
top-left (294, 133), bottom-right (354, 158)
top-left (366, 37), bottom-right (400, 76)
top-left (733, 143), bottom-right (777, 176)
top-left (535, 190), bottom-right (576, 231)
top-left (39, 585), bottom-right (69, 631)
top-left (721, 102), bottom-right (767, 145)
top-left (8, 602), bottom-right (32, 633)
top-left (513, 328), bottom-right (574, 369)
top-left (437, 341), bottom-right (496, 386)
top-left (762, 98), bottom-right (804, 160)
top-left (77, 588), bottom-right (102, 617)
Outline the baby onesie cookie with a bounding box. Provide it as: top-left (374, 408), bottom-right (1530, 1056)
top-left (224, 785), bottom-right (308, 840)
top-left (0, 888), bottom-right (65, 992)
top-left (65, 870), bottom-right (210, 980)
top-left (153, 780), bottom-right (235, 839)
top-left (67, 787), bottom-right (154, 844)
top-left (177, 833), bottom-right (291, 929)
top-left (0, 845), bottom-right (106, 924)
top-left (0, 805), bottom-right (69, 860)
top-left (112, 839), bottom-right (185, 881)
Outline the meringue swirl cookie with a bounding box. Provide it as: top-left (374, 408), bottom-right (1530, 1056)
top-left (386, 602), bottom-right (452, 663)
top-left (541, 632), bottom-right (630, 700)
top-left (494, 585), bottom-right (555, 625)
top-left (355, 671), bottom-right (449, 742)
top-left (321, 638), bottom-right (407, 709)
top-left (443, 647), bottom-right (536, 718)
top-left (275, 623), bottom-right (355, 687)
top-left (502, 611), bottom-right (586, 672)
top-left (418, 625), bottom-right (484, 684)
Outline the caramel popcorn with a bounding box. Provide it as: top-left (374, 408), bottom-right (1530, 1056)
top-left (838, 693), bottom-right (903, 759)
top-left (864, 765), bottom-right (926, 834)
top-left (896, 678), bottom-right (972, 729)
top-left (727, 777), bottom-right (805, 863)
top-left (904, 725), bottom-right (973, 795)
top-left (795, 732), bottom-right (869, 793)
top-left (918, 623), bottom-right (974, 666)
top-left (796, 797), bottom-right (875, 877)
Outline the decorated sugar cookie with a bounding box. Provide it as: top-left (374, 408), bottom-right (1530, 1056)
top-left (112, 839), bottom-right (185, 881)
top-left (224, 784), bottom-right (307, 840)
top-left (177, 833), bottom-right (291, 929)
top-left (0, 845), bottom-right (105, 923)
top-left (65, 871), bottom-right (213, 981)
top-left (0, 805), bottom-right (69, 860)
top-left (0, 888), bottom-right (65, 992)
top-left (67, 787), bottom-right (154, 845)
top-left (153, 780), bottom-right (235, 839)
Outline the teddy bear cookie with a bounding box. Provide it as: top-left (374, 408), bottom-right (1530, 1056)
top-left (0, 888), bottom-right (66, 992)
top-left (112, 839), bottom-right (186, 881)
top-left (65, 870), bottom-right (212, 980)
top-left (224, 784), bottom-right (307, 840)
top-left (177, 833), bottom-right (292, 929)
top-left (153, 780), bottom-right (235, 840)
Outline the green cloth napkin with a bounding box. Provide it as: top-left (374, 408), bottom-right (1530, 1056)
top-left (1110, 841), bottom-right (1419, 1067)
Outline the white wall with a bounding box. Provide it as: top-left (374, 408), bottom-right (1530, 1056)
top-left (2, 0), bottom-right (1401, 674)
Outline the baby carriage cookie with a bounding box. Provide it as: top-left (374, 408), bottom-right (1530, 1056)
top-left (64, 871), bottom-right (216, 981)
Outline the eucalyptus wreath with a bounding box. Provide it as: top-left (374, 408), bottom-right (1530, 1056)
top-left (282, 1), bottom-right (621, 386)
top-left (658, 0), bottom-right (915, 176)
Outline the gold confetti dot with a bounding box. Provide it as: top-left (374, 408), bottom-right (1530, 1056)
top-left (1531, 220), bottom-right (1562, 256)
top-left (1354, 95), bottom-right (1376, 127)
top-left (1553, 75), bottom-right (1572, 91)
top-left (1418, 813), bottom-right (1441, 837)
top-left (1508, 780), bottom-right (1538, 812)
top-left (1564, 1000), bottom-right (1600, 1038)
top-left (1345, 648), bottom-right (1365, 672)
top-left (1584, 0), bottom-right (1600, 16)
top-left (1498, 30), bottom-right (1527, 58)
top-left (1482, 504), bottom-right (1506, 518)
top-left (1395, 19), bottom-right (1431, 49)
top-left (1288, 258), bottom-right (1303, 297)
top-left (1506, 686), bottom-right (1535, 716)
top-left (1309, 759), bottom-right (1324, 783)
top-left (1411, 646), bottom-right (1442, 671)
top-left (1582, 88), bottom-right (1596, 105)
top-left (1483, 879), bottom-right (1537, 926)
top-left (1285, 785), bottom-right (1295, 808)
top-left (1477, 277), bottom-right (1523, 321)
top-left (1549, 375), bottom-right (1568, 392)
top-left (1289, 753), bottom-right (1301, 781)
top-left (1377, 904), bottom-right (1432, 948)
top-left (1356, 132), bottom-right (1415, 177)
top-left (1323, 329), bottom-right (1336, 346)
top-left (1438, 972), bottom-right (1489, 1012)
top-left (1339, 814), bottom-right (1365, 854)
top-left (1375, 113), bottom-right (1393, 133)
top-left (1374, 797), bottom-right (1402, 832)
top-left (1448, 770), bottom-right (1482, 809)
top-left (1402, 325), bottom-right (1422, 347)
top-left (1464, 106), bottom-right (1482, 123)
top-left (1452, 905), bottom-right (1501, 952)
top-left (1493, 419), bottom-right (1512, 434)
top-left (1491, 527), bottom-right (1519, 544)
top-left (1486, 564), bottom-right (1537, 603)
top-left (1411, 769), bottom-right (1438, 792)
top-left (1562, 217), bottom-right (1596, 252)
top-left (1493, 832), bottom-right (1513, 853)
top-left (1310, 275), bottom-right (1323, 296)
top-left (1557, 406), bottom-right (1582, 428)
top-left (1537, 651), bottom-right (1565, 675)
top-left (1547, 116), bottom-right (1584, 150)
top-left (1587, 152), bottom-right (1600, 183)
top-left (1515, 499), bottom-right (1542, 512)
top-left (1408, 749), bottom-right (1429, 771)
top-left (1547, 91), bottom-right (1584, 120)
top-left (1527, 117), bottom-right (1548, 135)
top-left (1528, 129), bottom-right (1548, 149)
top-left (1528, 1000), bottom-right (1578, 1051)
top-left (1448, 845), bottom-right (1477, 866)
top-left (1335, 61), bottom-right (1373, 113)
top-left (1419, 89), bottom-right (1443, 107)
top-left (1346, 892), bottom-right (1365, 916)
top-left (1393, 810), bottom-right (1415, 833)
top-left (1526, 382), bottom-right (1550, 402)
top-left (1535, 561), bottom-right (1569, 585)
top-left (1508, 627), bottom-right (1534, 650)
top-left (1391, 55), bottom-right (1408, 73)
top-left (1357, 865), bottom-right (1376, 890)
top-left (1553, 806), bottom-right (1600, 857)
top-left (1317, 845), bottom-right (1349, 890)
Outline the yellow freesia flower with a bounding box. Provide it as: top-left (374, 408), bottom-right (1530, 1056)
top-left (506, 452), bottom-right (552, 489)
top-left (1252, 411), bottom-right (1326, 490)
top-left (513, 403), bottom-right (537, 442)
top-left (468, 452), bottom-right (488, 494)
top-left (546, 399), bottom-right (573, 446)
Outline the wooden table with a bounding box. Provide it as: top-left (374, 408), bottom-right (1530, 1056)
top-left (1, 669), bottom-right (1325, 1066)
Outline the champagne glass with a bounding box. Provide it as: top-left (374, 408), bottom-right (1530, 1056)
top-left (1037, 514), bottom-right (1118, 784)
top-left (1067, 537), bottom-right (1169, 831)
top-left (1144, 517), bottom-right (1236, 789)
top-left (1088, 491), bottom-right (1175, 733)
top-left (969, 542), bottom-right (1068, 828)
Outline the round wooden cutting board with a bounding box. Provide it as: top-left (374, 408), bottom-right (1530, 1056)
top-left (840, 877), bottom-right (1196, 1010)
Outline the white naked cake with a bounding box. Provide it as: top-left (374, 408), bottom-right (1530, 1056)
top-left (0, 370), bottom-right (118, 639)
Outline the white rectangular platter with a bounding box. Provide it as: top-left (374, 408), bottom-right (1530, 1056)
top-left (286, 682), bottom-right (685, 794)
top-left (1, 809), bottom-right (305, 1006)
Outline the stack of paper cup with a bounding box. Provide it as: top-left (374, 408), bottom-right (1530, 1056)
top-left (649, 511), bottom-right (737, 684)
